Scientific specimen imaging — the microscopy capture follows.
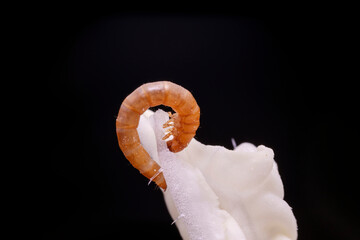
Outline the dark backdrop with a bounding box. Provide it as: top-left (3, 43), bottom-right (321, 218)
top-left (26, 9), bottom-right (357, 240)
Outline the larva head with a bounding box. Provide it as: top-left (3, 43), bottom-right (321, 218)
top-left (167, 140), bottom-right (185, 152)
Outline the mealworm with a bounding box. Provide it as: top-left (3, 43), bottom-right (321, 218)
top-left (116, 81), bottom-right (200, 190)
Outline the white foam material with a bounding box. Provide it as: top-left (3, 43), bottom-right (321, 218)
top-left (137, 110), bottom-right (298, 240)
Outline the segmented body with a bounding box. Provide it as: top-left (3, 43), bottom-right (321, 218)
top-left (116, 81), bottom-right (200, 190)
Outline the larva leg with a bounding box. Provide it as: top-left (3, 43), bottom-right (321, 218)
top-left (162, 132), bottom-right (173, 141)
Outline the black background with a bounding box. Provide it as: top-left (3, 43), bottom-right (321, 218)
top-left (21, 7), bottom-right (357, 240)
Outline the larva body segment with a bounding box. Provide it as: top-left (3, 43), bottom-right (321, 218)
top-left (116, 81), bottom-right (200, 190)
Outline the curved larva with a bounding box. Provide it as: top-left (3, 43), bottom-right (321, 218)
top-left (116, 81), bottom-right (200, 190)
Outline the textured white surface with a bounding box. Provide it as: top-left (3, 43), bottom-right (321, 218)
top-left (137, 110), bottom-right (297, 240)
